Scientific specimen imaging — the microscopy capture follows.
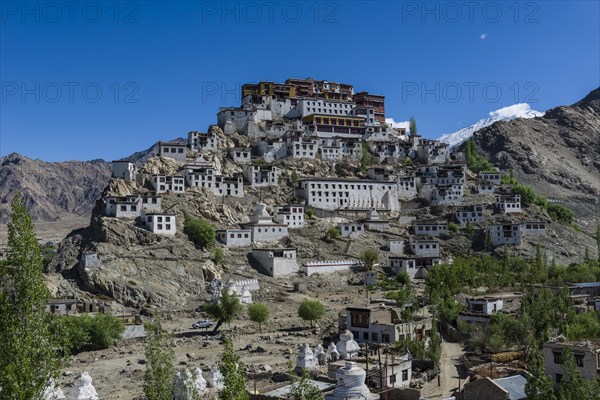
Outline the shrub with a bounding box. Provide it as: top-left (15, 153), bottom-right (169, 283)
top-left (184, 216), bottom-right (215, 248)
top-left (464, 139), bottom-right (495, 173)
top-left (305, 208), bottom-right (314, 219)
top-left (448, 221), bottom-right (459, 234)
top-left (361, 249), bottom-right (379, 271)
top-left (61, 314), bottom-right (125, 354)
top-left (212, 247), bottom-right (225, 265)
top-left (547, 204), bottom-right (574, 224)
top-left (327, 226), bottom-right (341, 239)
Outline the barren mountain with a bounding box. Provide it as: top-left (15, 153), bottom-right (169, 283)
top-left (471, 87), bottom-right (600, 229)
top-left (0, 154), bottom-right (111, 223)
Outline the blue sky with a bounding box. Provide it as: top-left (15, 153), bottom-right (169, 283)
top-left (1, 0), bottom-right (598, 161)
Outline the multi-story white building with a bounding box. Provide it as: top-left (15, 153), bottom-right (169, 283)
top-left (522, 220), bottom-right (548, 236)
top-left (184, 164), bottom-right (244, 197)
top-left (409, 237), bottom-right (441, 257)
top-left (476, 180), bottom-right (496, 194)
top-left (273, 205), bottom-right (305, 228)
top-left (102, 195), bottom-right (162, 218)
top-left (216, 229), bottom-right (252, 247)
top-left (289, 138), bottom-right (318, 159)
top-left (111, 160), bottom-right (136, 180)
top-left (140, 212), bottom-right (176, 235)
top-left (387, 240), bottom-right (404, 254)
top-left (243, 164), bottom-right (281, 187)
top-left (458, 296), bottom-right (504, 325)
top-left (454, 205), bottom-right (485, 224)
top-left (296, 178), bottom-right (401, 211)
top-left (413, 221), bottom-right (448, 237)
top-left (367, 167), bottom-right (396, 182)
top-left (158, 141), bottom-right (187, 163)
top-left (296, 98), bottom-right (355, 118)
top-left (543, 338), bottom-right (600, 388)
top-left (489, 223), bottom-right (523, 246)
top-left (150, 174), bottom-right (185, 194)
top-left (422, 183), bottom-right (464, 206)
top-left (188, 131), bottom-right (217, 152)
top-left (251, 247), bottom-right (298, 277)
top-left (495, 195), bottom-right (522, 214)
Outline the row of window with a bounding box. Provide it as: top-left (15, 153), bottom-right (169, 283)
top-left (162, 147), bottom-right (184, 153)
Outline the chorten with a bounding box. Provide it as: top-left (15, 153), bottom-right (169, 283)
top-left (326, 362), bottom-right (379, 400)
top-left (295, 343), bottom-right (318, 370)
top-left (336, 330), bottom-right (360, 360)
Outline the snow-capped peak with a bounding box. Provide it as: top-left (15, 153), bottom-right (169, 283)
top-left (437, 103), bottom-right (544, 148)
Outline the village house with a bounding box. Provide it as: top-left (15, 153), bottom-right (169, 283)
top-left (273, 205), bottom-right (305, 228)
top-left (150, 174), bottom-right (185, 194)
top-left (140, 211), bottom-right (176, 235)
top-left (303, 259), bottom-right (362, 276)
top-left (454, 204), bottom-right (485, 224)
top-left (521, 220), bottom-right (548, 236)
top-left (243, 203), bottom-right (288, 243)
top-left (251, 247), bottom-right (298, 277)
top-left (304, 114), bottom-right (366, 139)
top-left (480, 171), bottom-right (502, 185)
top-left (489, 223), bottom-right (523, 246)
top-left (111, 160), bottom-right (136, 180)
top-left (188, 131), bottom-right (217, 152)
top-left (158, 141), bottom-right (187, 163)
top-left (476, 180), bottom-right (496, 194)
top-left (457, 296), bottom-right (505, 325)
top-left (409, 237), bottom-right (441, 257)
top-left (229, 147), bottom-right (252, 164)
top-left (216, 228), bottom-right (252, 247)
top-left (413, 221), bottom-right (448, 237)
top-left (462, 373), bottom-right (528, 400)
top-left (289, 137), bottom-right (318, 159)
top-left (387, 240), bottom-right (404, 254)
top-left (46, 299), bottom-right (78, 316)
top-left (340, 304), bottom-right (433, 344)
top-left (367, 167), bottom-right (396, 182)
top-left (102, 194), bottom-right (162, 218)
top-left (495, 194), bottom-right (522, 214)
top-left (543, 337), bottom-right (600, 388)
top-left (296, 178), bottom-right (401, 211)
top-left (243, 164), bottom-right (281, 187)
top-left (184, 164), bottom-right (244, 197)
top-left (338, 222), bottom-right (365, 238)
top-left (422, 183), bottom-right (465, 206)
top-left (389, 255), bottom-right (441, 279)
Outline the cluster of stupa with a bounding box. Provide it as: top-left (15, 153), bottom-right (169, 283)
top-left (295, 331), bottom-right (379, 400)
top-left (44, 372), bottom-right (98, 400)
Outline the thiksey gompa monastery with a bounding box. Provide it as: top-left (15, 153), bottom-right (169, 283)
top-left (105, 77), bottom-right (548, 281)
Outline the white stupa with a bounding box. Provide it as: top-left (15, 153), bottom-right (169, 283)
top-left (326, 341), bottom-right (340, 362)
top-left (44, 379), bottom-right (65, 400)
top-left (73, 372), bottom-right (98, 400)
top-left (295, 343), bottom-right (318, 370)
top-left (173, 367), bottom-right (207, 399)
top-left (206, 364), bottom-right (224, 389)
top-left (326, 362), bottom-right (379, 400)
top-left (314, 344), bottom-right (326, 365)
top-left (336, 330), bottom-right (360, 360)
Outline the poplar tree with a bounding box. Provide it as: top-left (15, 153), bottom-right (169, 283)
top-left (218, 339), bottom-right (249, 400)
top-left (0, 194), bottom-right (64, 399)
top-left (143, 320), bottom-right (175, 400)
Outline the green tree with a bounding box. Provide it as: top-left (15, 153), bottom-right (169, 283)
top-left (288, 364), bottom-right (324, 400)
top-left (0, 194), bottom-right (65, 399)
top-left (596, 225), bottom-right (600, 262)
top-left (203, 290), bottom-right (243, 332)
top-left (557, 349), bottom-right (587, 400)
top-left (359, 142), bottom-right (373, 172)
top-left (247, 303), bottom-right (270, 333)
top-left (326, 226), bottom-right (341, 240)
top-left (525, 344), bottom-right (557, 400)
top-left (212, 247), bottom-right (225, 265)
top-left (298, 299), bottom-right (326, 328)
top-left (361, 249), bottom-right (379, 271)
top-left (143, 320), bottom-right (175, 400)
top-left (305, 208), bottom-right (314, 219)
top-left (184, 216), bottom-right (216, 248)
top-left (59, 314), bottom-right (124, 353)
top-left (409, 115), bottom-right (417, 136)
top-left (218, 339), bottom-right (249, 400)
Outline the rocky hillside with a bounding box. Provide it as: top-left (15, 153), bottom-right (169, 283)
top-left (471, 87), bottom-right (600, 230)
top-left (0, 154), bottom-right (111, 223)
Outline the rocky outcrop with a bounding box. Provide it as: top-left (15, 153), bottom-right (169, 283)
top-left (472, 87), bottom-right (600, 229)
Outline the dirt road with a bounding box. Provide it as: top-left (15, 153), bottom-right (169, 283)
top-left (421, 338), bottom-right (465, 399)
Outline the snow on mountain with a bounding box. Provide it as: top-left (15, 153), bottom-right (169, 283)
top-left (437, 103), bottom-right (544, 148)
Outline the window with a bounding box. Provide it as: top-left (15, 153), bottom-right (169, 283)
top-left (575, 354), bottom-right (584, 368)
top-left (555, 373), bottom-right (562, 384)
top-left (371, 332), bottom-right (378, 341)
top-left (382, 334), bottom-right (390, 343)
top-left (402, 369), bottom-right (409, 381)
top-left (363, 332), bottom-right (368, 340)
top-left (390, 374), bottom-right (397, 384)
top-left (553, 352), bottom-right (562, 364)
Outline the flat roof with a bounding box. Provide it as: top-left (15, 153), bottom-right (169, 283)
top-left (252, 247), bottom-right (296, 252)
top-left (494, 374), bottom-right (527, 400)
top-left (262, 380), bottom-right (334, 398)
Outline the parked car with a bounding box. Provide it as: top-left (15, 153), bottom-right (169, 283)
top-left (192, 319), bottom-right (214, 329)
